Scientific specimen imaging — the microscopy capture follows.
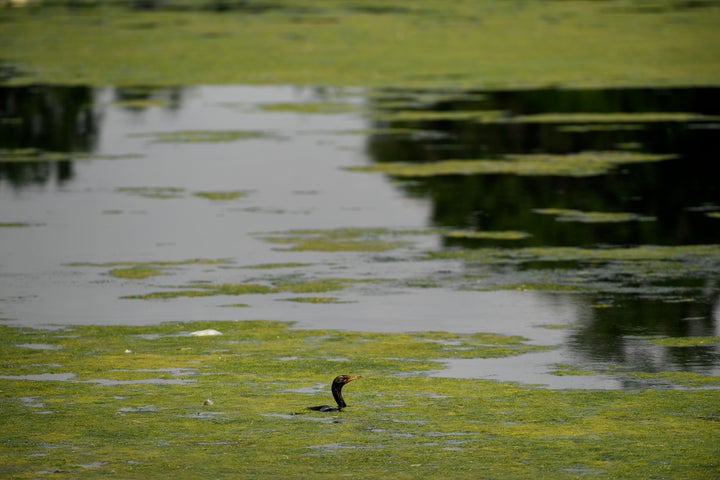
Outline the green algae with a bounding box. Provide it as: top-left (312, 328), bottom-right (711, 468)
top-left (123, 278), bottom-right (359, 300)
top-left (532, 208), bottom-right (655, 223)
top-left (348, 152), bottom-right (675, 178)
top-left (376, 109), bottom-right (506, 122)
top-left (0, 320), bottom-right (718, 479)
top-left (550, 364), bottom-right (597, 376)
top-left (116, 186), bottom-right (185, 199)
top-left (376, 110), bottom-right (720, 125)
top-left (257, 227), bottom-right (410, 252)
top-left (194, 190), bottom-right (249, 201)
top-left (444, 230), bottom-right (531, 240)
top-left (108, 265), bottom-right (164, 280)
top-left (116, 187), bottom-right (250, 200)
top-left (475, 283), bottom-right (590, 293)
top-left (0, 148), bottom-right (70, 163)
top-left (242, 262), bottom-right (314, 269)
top-left (69, 259), bottom-right (229, 280)
top-left (0, 222), bottom-right (36, 227)
top-left (130, 130), bottom-right (274, 143)
top-left (0, 148), bottom-right (141, 163)
top-left (258, 101), bottom-right (360, 114)
top-left (124, 283), bottom-right (275, 300)
top-left (650, 336), bottom-right (720, 347)
top-left (241, 231), bottom-right (719, 299)
top-left (424, 244), bottom-right (720, 295)
top-left (557, 124), bottom-right (646, 133)
top-left (426, 244), bottom-right (720, 265)
top-left (2, 1), bottom-right (719, 89)
top-left (281, 296), bottom-right (346, 304)
top-left (535, 324), bottom-right (571, 330)
top-left (68, 258), bottom-right (228, 268)
top-left (623, 371), bottom-right (720, 389)
top-left (514, 111), bottom-right (720, 124)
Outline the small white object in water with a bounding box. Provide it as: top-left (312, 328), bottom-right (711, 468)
top-left (124, 349), bottom-right (132, 354)
top-left (189, 329), bottom-right (223, 336)
top-left (203, 399), bottom-right (214, 406)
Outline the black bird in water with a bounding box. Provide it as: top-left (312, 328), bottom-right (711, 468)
top-left (307, 375), bottom-right (361, 412)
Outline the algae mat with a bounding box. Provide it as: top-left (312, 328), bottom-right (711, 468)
top-left (1, 0), bottom-right (719, 88)
top-left (1, 320), bottom-right (718, 479)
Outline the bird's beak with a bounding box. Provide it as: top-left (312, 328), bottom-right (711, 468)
top-left (344, 375), bottom-right (362, 383)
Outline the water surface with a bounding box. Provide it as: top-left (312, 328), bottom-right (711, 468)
top-left (1, 84), bottom-right (718, 388)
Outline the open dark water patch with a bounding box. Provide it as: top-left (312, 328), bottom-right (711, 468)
top-left (0, 84), bottom-right (718, 390)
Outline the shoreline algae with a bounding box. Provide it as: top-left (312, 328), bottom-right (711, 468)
top-left (1, 1), bottom-right (719, 88)
top-left (0, 320), bottom-right (718, 479)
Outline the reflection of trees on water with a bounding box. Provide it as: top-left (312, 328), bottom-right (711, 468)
top-left (366, 87), bottom-right (720, 374)
top-left (0, 86), bottom-right (96, 188)
top-left (366, 87), bottom-right (720, 247)
top-left (566, 287), bottom-right (720, 373)
top-left (0, 85), bottom-right (185, 189)
top-left (112, 85), bottom-right (185, 112)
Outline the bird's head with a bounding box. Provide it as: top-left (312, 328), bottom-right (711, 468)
top-left (333, 374), bottom-right (361, 385)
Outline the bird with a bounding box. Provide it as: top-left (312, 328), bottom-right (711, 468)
top-left (307, 375), bottom-right (361, 412)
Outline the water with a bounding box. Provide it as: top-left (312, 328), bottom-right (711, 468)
top-left (1, 84), bottom-right (718, 388)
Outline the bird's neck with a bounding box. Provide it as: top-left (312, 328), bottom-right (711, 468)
top-left (331, 383), bottom-right (346, 409)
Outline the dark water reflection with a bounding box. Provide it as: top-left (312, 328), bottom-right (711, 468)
top-left (367, 87), bottom-right (720, 247)
top-left (572, 292), bottom-right (718, 370)
top-left (365, 86), bottom-right (720, 381)
top-left (1, 84), bottom-right (718, 387)
top-left (0, 86), bottom-right (98, 187)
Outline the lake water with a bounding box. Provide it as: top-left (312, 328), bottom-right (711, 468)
top-left (1, 84), bottom-right (718, 388)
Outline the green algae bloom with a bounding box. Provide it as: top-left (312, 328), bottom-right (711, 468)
top-left (131, 130), bottom-right (274, 143)
top-left (123, 278), bottom-right (358, 300)
top-left (623, 371), bottom-right (720, 389)
top-left (444, 230), bottom-right (531, 240)
top-left (242, 262), bottom-right (314, 269)
top-left (124, 283), bottom-right (274, 299)
top-left (550, 364), bottom-right (597, 377)
top-left (424, 244), bottom-right (720, 295)
top-left (108, 265), bottom-right (165, 279)
top-left (532, 208), bottom-right (655, 223)
top-left (281, 296), bottom-right (347, 304)
top-left (535, 324), bottom-right (572, 330)
top-left (0, 148), bottom-right (70, 163)
top-left (110, 98), bottom-right (171, 109)
top-left (257, 227), bottom-right (410, 252)
top-left (0, 149), bottom-right (143, 163)
top-left (0, 222), bottom-right (37, 228)
top-left (259, 101), bottom-right (360, 114)
top-left (194, 190), bottom-right (249, 201)
top-left (348, 152), bottom-right (675, 178)
top-left (0, 320), bottom-right (718, 479)
top-left (650, 336), bottom-right (720, 347)
top-left (69, 259), bottom-right (229, 280)
top-left (514, 111), bottom-right (720, 124)
top-left (2, 1), bottom-right (720, 89)
top-left (116, 186), bottom-right (186, 199)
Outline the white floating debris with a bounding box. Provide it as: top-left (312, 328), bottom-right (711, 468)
top-left (124, 349), bottom-right (132, 354)
top-left (189, 329), bottom-right (223, 337)
top-left (203, 399), bottom-right (214, 406)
